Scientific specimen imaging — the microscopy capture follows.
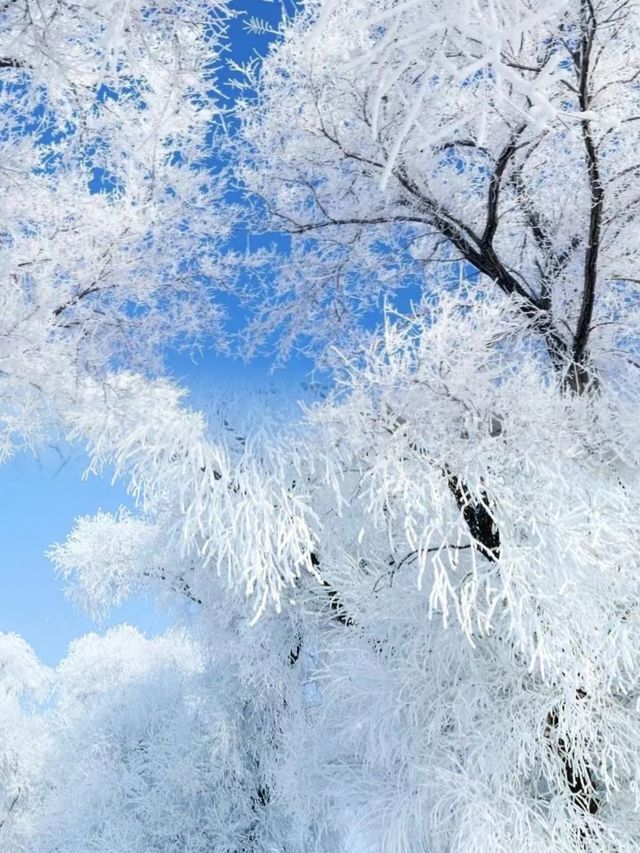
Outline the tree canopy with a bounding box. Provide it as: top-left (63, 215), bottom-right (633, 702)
top-left (1, 2), bottom-right (640, 852)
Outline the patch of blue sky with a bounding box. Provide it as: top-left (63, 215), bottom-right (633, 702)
top-left (0, 448), bottom-right (170, 667)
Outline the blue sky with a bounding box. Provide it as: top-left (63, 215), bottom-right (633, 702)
top-left (0, 0), bottom-right (308, 666)
top-left (0, 450), bottom-right (149, 665)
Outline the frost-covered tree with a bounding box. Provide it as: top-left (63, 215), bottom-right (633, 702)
top-left (218, 1), bottom-right (640, 846)
top-left (0, 634), bottom-right (50, 848)
top-left (300, 297), bottom-right (640, 852)
top-left (3, 2), bottom-right (640, 852)
top-left (35, 627), bottom-right (262, 853)
top-left (0, 0), bottom-right (228, 458)
top-left (47, 300), bottom-right (640, 851)
top-left (233, 0), bottom-right (640, 392)
top-left (0, 626), bottom-right (284, 853)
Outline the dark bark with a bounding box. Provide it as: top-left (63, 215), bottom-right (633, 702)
top-left (0, 57), bottom-right (26, 70)
top-left (445, 471), bottom-right (500, 562)
top-left (445, 460), bottom-right (600, 822)
top-left (310, 551), bottom-right (355, 627)
top-left (566, 1), bottom-right (603, 392)
top-left (546, 690), bottom-right (599, 820)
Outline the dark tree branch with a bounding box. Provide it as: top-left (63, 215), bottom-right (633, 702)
top-left (445, 469), bottom-right (500, 562)
top-left (142, 569), bottom-right (202, 605)
top-left (0, 788), bottom-right (20, 831)
top-left (374, 544), bottom-right (473, 592)
top-left (306, 108), bottom-right (577, 374)
top-left (392, 168), bottom-right (567, 355)
top-left (570, 0), bottom-right (604, 391)
top-left (546, 690), bottom-right (599, 819)
top-left (52, 283), bottom-right (105, 317)
top-left (310, 551), bottom-right (355, 627)
top-left (482, 126), bottom-right (527, 245)
top-left (510, 165), bottom-right (582, 311)
top-left (0, 57), bottom-right (26, 69)
top-left (288, 637), bottom-right (302, 666)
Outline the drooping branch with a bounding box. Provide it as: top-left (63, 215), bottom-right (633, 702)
top-left (445, 460), bottom-right (600, 823)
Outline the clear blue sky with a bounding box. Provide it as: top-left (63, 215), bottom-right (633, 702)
top-left (0, 450), bottom-right (150, 665)
top-left (0, 0), bottom-right (307, 666)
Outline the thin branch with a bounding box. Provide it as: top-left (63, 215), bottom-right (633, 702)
top-left (374, 544), bottom-right (473, 591)
top-left (0, 788), bottom-right (21, 831)
top-left (482, 125), bottom-right (527, 245)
